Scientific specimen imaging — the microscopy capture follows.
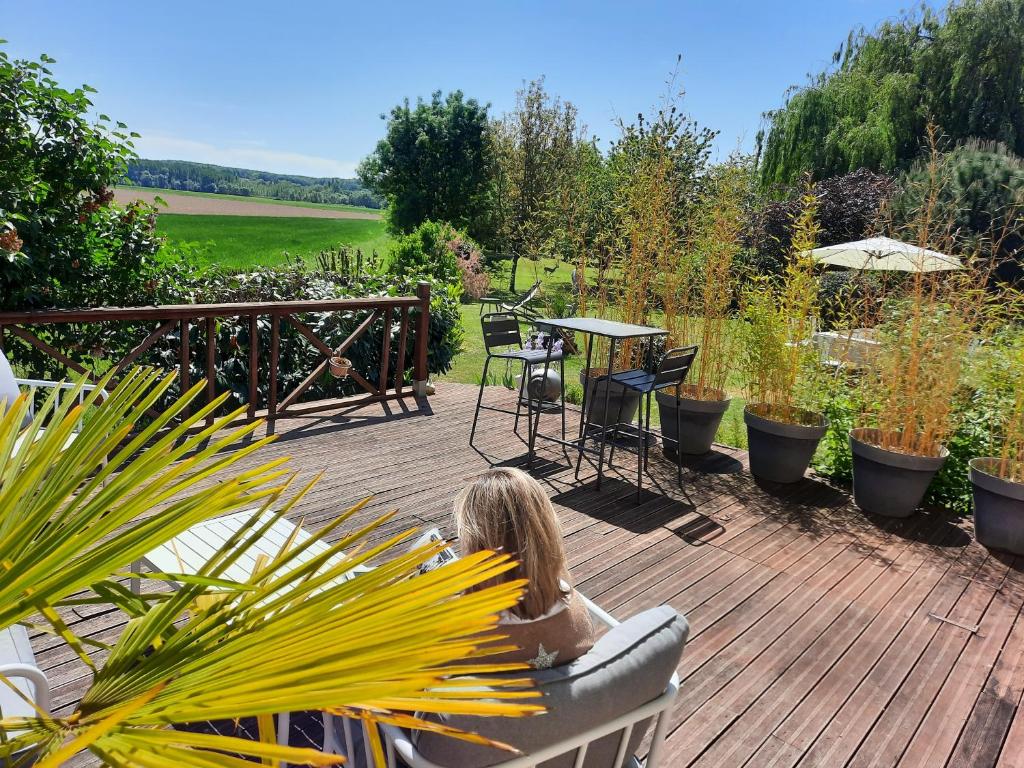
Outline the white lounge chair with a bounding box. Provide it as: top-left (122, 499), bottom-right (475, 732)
top-left (135, 508), bottom-right (370, 745)
top-left (0, 349), bottom-right (108, 452)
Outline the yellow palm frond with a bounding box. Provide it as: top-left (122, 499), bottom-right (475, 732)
top-left (0, 368), bottom-right (287, 630)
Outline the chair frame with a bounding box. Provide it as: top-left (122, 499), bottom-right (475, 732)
top-left (469, 313), bottom-right (566, 454)
top-left (14, 378), bottom-right (107, 432)
top-left (322, 597), bottom-right (681, 768)
top-left (479, 280), bottom-right (544, 321)
top-left (599, 346), bottom-right (699, 503)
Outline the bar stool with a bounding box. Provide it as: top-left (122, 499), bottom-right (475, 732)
top-left (469, 312), bottom-right (566, 451)
top-left (601, 346), bottom-right (698, 502)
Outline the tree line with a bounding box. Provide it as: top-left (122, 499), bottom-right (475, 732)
top-left (358, 1), bottom-right (1024, 290)
top-left (125, 159), bottom-right (384, 208)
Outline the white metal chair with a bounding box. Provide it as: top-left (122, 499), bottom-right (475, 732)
top-left (323, 597), bottom-right (683, 768)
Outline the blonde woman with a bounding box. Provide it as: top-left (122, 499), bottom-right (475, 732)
top-left (454, 467), bottom-right (595, 670)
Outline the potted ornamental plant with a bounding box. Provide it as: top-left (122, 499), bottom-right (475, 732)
top-left (740, 192), bottom-right (828, 483)
top-left (849, 144), bottom-right (993, 517)
top-left (658, 162), bottom-right (747, 457)
top-left (970, 327), bottom-right (1024, 554)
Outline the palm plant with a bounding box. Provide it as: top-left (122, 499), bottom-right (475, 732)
top-left (0, 369), bottom-right (541, 767)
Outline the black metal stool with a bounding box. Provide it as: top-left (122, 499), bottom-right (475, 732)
top-left (469, 312), bottom-right (566, 452)
top-left (599, 346), bottom-right (698, 502)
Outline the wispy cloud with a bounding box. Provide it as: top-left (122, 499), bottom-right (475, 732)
top-left (131, 134), bottom-right (359, 178)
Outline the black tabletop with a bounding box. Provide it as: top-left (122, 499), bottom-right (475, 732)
top-left (537, 316), bottom-right (668, 339)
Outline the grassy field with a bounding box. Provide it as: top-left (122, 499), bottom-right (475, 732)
top-left (157, 214), bottom-right (391, 268)
top-left (119, 185), bottom-right (380, 215)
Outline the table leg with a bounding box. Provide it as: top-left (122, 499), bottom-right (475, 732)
top-left (577, 333), bottom-right (595, 441)
top-left (595, 339), bottom-right (617, 491)
top-left (527, 336), bottom-right (556, 467)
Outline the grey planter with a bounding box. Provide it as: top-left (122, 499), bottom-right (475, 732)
top-left (849, 428), bottom-right (948, 518)
top-left (970, 457), bottom-right (1024, 556)
top-left (657, 388), bottom-right (731, 457)
top-left (744, 404), bottom-right (828, 484)
top-left (579, 370), bottom-right (641, 429)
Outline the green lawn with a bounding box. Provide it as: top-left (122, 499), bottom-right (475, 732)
top-left (157, 214), bottom-right (392, 269)
top-left (119, 185), bottom-right (381, 215)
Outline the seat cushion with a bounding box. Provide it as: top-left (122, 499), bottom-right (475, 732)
top-left (490, 348), bottom-right (565, 364)
top-left (413, 605), bottom-right (688, 768)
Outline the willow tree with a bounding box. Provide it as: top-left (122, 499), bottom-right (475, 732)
top-left (758, 0), bottom-right (1024, 188)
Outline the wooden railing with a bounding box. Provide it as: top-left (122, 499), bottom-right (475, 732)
top-left (0, 282), bottom-right (431, 422)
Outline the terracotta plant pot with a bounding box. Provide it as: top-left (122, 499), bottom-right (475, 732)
top-left (970, 457), bottom-right (1024, 556)
top-left (744, 404), bottom-right (828, 484)
top-left (328, 356), bottom-right (352, 378)
top-left (657, 386), bottom-right (731, 457)
top-left (579, 369), bottom-right (641, 430)
top-left (849, 428), bottom-right (948, 518)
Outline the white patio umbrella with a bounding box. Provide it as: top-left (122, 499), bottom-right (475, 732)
top-left (807, 236), bottom-right (963, 272)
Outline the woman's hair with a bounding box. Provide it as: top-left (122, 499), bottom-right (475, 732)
top-left (453, 467), bottom-right (568, 619)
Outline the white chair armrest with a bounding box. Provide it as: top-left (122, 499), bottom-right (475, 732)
top-left (581, 594), bottom-right (619, 630)
top-left (0, 662), bottom-right (51, 714)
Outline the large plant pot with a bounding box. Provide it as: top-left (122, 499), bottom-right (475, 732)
top-left (657, 387), bottom-right (731, 457)
top-left (970, 457), bottom-right (1024, 555)
top-left (580, 370), bottom-right (641, 429)
top-left (849, 428), bottom-right (948, 518)
top-left (744, 404), bottom-right (828, 484)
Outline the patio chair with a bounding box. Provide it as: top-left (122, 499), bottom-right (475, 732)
top-left (0, 349), bottom-right (108, 452)
top-left (479, 280), bottom-right (543, 321)
top-left (598, 346), bottom-right (699, 503)
top-left (0, 623), bottom-right (51, 722)
top-left (322, 600), bottom-right (688, 768)
top-left (469, 313), bottom-right (566, 451)
top-left (134, 507), bottom-right (371, 744)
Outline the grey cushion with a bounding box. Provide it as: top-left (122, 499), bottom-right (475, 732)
top-left (413, 605), bottom-right (688, 768)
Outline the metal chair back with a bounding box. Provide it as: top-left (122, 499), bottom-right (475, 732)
top-left (654, 345), bottom-right (699, 391)
top-left (481, 312), bottom-right (523, 353)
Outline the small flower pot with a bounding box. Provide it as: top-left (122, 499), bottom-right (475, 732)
top-left (657, 387), bottom-right (731, 457)
top-left (970, 457), bottom-right (1024, 556)
top-left (744, 404), bottom-right (828, 484)
top-left (328, 356), bottom-right (352, 378)
top-left (580, 369), bottom-right (641, 429)
top-left (849, 428), bottom-right (948, 518)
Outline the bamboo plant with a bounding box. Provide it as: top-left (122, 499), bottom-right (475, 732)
top-left (855, 135), bottom-right (996, 457)
top-left (672, 161), bottom-right (748, 401)
top-left (740, 189), bottom-right (825, 425)
top-left (0, 370), bottom-right (541, 767)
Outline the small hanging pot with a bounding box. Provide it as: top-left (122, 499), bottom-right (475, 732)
top-left (329, 356), bottom-right (352, 378)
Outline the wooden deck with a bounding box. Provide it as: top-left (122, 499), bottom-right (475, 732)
top-left (43, 382), bottom-right (1024, 767)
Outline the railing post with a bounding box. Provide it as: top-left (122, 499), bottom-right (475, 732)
top-left (412, 281), bottom-right (430, 397)
top-left (248, 314), bottom-right (259, 419)
top-left (269, 313), bottom-right (280, 420)
top-left (180, 318), bottom-right (190, 417)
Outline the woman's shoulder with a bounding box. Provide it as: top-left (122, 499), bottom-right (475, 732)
top-left (496, 587), bottom-right (595, 670)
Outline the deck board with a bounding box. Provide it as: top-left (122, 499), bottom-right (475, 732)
top-left (33, 382), bottom-right (1024, 767)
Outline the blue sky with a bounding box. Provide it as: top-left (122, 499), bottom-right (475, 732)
top-left (4, 1), bottom-right (940, 178)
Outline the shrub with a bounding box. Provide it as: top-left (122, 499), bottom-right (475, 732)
top-left (388, 220), bottom-right (488, 303)
top-left (745, 168), bottom-right (895, 277)
top-left (0, 47), bottom-right (169, 312)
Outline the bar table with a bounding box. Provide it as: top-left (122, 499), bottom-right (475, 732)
top-left (528, 317), bottom-right (667, 489)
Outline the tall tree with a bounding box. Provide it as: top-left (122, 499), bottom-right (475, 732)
top-left (358, 90), bottom-right (493, 240)
top-left (758, 0), bottom-right (1024, 188)
top-left (491, 79), bottom-right (582, 292)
